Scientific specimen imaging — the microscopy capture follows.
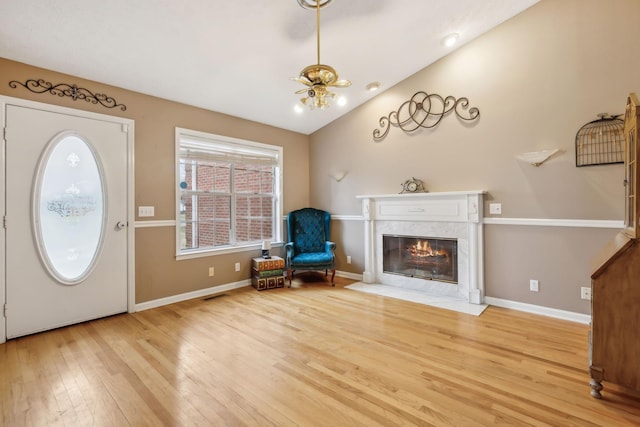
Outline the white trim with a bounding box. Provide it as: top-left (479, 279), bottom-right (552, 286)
top-left (331, 215), bottom-right (361, 221)
top-left (134, 283), bottom-right (593, 324)
top-left (336, 270), bottom-right (363, 280)
top-left (175, 241), bottom-right (284, 261)
top-left (126, 118), bottom-right (136, 315)
top-left (283, 214), bottom-right (360, 221)
top-left (135, 219), bottom-right (176, 228)
top-left (130, 216), bottom-right (621, 233)
top-left (135, 273), bottom-right (363, 312)
top-left (136, 271), bottom-right (362, 311)
top-left (303, 215), bottom-right (623, 230)
top-left (356, 190), bottom-right (487, 200)
top-left (0, 101), bottom-right (6, 343)
top-left (136, 279), bottom-right (251, 312)
top-left (0, 95), bottom-right (136, 343)
top-left (483, 217), bottom-right (623, 229)
top-left (484, 296), bottom-right (591, 324)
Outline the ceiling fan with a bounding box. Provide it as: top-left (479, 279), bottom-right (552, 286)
top-left (292, 0), bottom-right (351, 110)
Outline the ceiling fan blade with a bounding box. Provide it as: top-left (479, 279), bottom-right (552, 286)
top-left (295, 88), bottom-right (309, 94)
top-left (291, 76), bottom-right (313, 86)
top-left (332, 79), bottom-right (352, 88)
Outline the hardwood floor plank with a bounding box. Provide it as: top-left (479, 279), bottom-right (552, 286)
top-left (2, 276), bottom-right (639, 426)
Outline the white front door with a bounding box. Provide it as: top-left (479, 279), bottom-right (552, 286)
top-left (3, 101), bottom-right (133, 339)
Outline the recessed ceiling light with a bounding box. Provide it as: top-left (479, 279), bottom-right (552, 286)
top-left (336, 96), bottom-right (347, 107)
top-left (366, 82), bottom-right (381, 92)
top-left (294, 104), bottom-right (304, 114)
top-left (442, 33), bottom-right (459, 48)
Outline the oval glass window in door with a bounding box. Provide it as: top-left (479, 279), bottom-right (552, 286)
top-left (33, 132), bottom-right (106, 285)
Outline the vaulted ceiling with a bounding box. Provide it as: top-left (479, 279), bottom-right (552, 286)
top-left (0, 0), bottom-right (539, 134)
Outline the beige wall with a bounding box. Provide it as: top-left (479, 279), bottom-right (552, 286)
top-left (2, 0), bottom-right (638, 314)
top-left (0, 58), bottom-right (310, 303)
top-left (309, 0), bottom-right (638, 314)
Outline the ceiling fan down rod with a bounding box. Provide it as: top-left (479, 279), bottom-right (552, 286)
top-left (316, 0), bottom-right (321, 65)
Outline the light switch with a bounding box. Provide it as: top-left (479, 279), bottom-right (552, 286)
top-left (138, 206), bottom-right (155, 217)
top-left (489, 203), bottom-right (502, 215)
top-left (530, 279), bottom-right (539, 292)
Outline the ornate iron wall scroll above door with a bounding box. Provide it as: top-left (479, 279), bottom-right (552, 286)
top-left (9, 78), bottom-right (127, 111)
top-left (373, 91), bottom-right (479, 141)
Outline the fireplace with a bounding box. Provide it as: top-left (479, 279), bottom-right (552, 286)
top-left (383, 235), bottom-right (458, 283)
top-left (357, 191), bottom-right (485, 304)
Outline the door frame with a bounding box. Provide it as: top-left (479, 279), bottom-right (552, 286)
top-left (0, 95), bottom-right (136, 344)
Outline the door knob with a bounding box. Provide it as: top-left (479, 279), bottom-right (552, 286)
top-left (116, 221), bottom-right (127, 230)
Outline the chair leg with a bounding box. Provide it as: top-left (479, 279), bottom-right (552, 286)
top-left (287, 269), bottom-right (294, 287)
top-left (330, 269), bottom-right (335, 286)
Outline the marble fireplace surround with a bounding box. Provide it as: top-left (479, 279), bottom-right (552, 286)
top-left (356, 191), bottom-right (486, 304)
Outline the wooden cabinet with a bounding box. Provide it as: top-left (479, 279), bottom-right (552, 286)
top-left (589, 93), bottom-right (640, 398)
top-left (589, 234), bottom-right (640, 398)
top-left (624, 93), bottom-right (640, 238)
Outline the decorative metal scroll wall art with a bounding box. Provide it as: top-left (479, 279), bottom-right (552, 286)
top-left (373, 91), bottom-right (479, 141)
top-left (9, 78), bottom-right (127, 111)
top-left (575, 113), bottom-right (624, 167)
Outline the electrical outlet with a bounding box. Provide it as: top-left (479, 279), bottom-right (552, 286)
top-left (529, 279), bottom-right (539, 292)
top-left (208, 267), bottom-right (214, 277)
top-left (581, 286), bottom-right (592, 300)
top-left (234, 262), bottom-right (240, 272)
top-left (489, 203), bottom-right (502, 215)
top-left (347, 255), bottom-right (352, 264)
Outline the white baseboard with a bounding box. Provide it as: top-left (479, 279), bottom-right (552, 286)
top-left (134, 278), bottom-right (591, 326)
top-left (336, 270), bottom-right (363, 280)
top-left (135, 279), bottom-right (251, 312)
top-left (484, 296), bottom-right (591, 324)
top-left (135, 271), bottom-right (363, 312)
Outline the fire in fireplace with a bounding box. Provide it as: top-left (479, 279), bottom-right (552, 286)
top-left (382, 235), bottom-right (458, 284)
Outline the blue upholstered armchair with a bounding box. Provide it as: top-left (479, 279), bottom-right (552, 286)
top-left (285, 208), bottom-right (336, 287)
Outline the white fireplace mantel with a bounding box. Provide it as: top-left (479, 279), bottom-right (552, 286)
top-left (356, 191), bottom-right (486, 304)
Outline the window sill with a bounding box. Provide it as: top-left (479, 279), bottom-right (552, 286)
top-left (176, 242), bottom-right (284, 261)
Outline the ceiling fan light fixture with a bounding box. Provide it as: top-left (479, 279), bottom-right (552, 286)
top-left (292, 0), bottom-right (350, 110)
top-left (299, 83), bottom-right (336, 110)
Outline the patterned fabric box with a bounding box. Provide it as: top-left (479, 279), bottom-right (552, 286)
top-left (252, 275), bottom-right (285, 291)
top-left (251, 256), bottom-right (285, 271)
top-left (252, 268), bottom-right (284, 278)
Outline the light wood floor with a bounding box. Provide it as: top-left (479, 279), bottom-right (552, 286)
top-left (2, 274), bottom-right (639, 426)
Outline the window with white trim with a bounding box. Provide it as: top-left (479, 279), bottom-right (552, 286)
top-left (176, 128), bottom-right (282, 257)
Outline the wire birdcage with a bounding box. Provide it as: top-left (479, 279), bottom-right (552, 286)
top-left (575, 113), bottom-right (624, 167)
